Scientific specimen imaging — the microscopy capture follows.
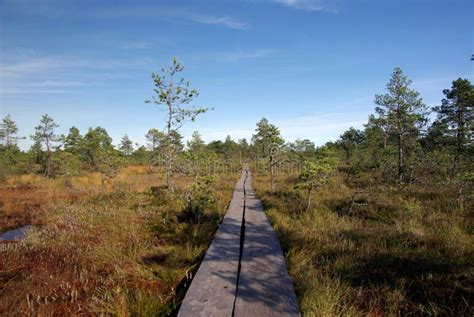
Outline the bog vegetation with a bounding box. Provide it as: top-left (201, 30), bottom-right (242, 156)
top-left (0, 62), bottom-right (473, 316)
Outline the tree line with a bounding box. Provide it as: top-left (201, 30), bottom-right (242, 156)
top-left (1, 62), bottom-right (472, 204)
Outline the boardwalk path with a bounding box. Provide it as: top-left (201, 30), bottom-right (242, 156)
top-left (178, 168), bottom-right (299, 317)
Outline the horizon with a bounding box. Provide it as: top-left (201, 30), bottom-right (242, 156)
top-left (1, 0), bottom-right (473, 150)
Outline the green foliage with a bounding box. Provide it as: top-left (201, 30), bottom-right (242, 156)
top-left (183, 176), bottom-right (218, 223)
top-left (0, 145), bottom-right (23, 180)
top-left (433, 78), bottom-right (473, 145)
top-left (0, 115), bottom-right (24, 147)
top-left (145, 128), bottom-right (166, 152)
top-left (374, 68), bottom-right (428, 135)
top-left (296, 161), bottom-right (334, 190)
top-left (31, 114), bottom-right (59, 178)
top-left (338, 127), bottom-right (365, 162)
top-left (97, 147), bottom-right (125, 182)
top-left (295, 160), bottom-right (335, 211)
top-left (252, 117), bottom-right (285, 156)
top-left (119, 134), bottom-right (134, 156)
top-left (374, 67), bottom-right (429, 182)
top-left (184, 131), bottom-right (215, 178)
top-left (288, 139), bottom-right (316, 164)
top-left (130, 145), bottom-right (149, 165)
top-left (52, 151), bottom-right (81, 185)
top-left (146, 58), bottom-right (210, 191)
top-left (146, 58), bottom-right (209, 126)
top-left (431, 78), bottom-right (474, 174)
top-left (252, 118), bottom-right (285, 191)
top-left (82, 127), bottom-right (114, 171)
top-left (62, 126), bottom-right (83, 154)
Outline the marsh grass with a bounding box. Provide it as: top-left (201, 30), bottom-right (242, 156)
top-left (253, 172), bottom-right (473, 316)
top-left (0, 167), bottom-right (236, 315)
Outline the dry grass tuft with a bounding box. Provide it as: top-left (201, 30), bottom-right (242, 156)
top-left (0, 167), bottom-right (237, 315)
top-left (253, 172), bottom-right (474, 316)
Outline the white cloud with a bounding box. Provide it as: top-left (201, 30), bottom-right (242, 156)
top-left (191, 49), bottom-right (277, 62)
top-left (26, 80), bottom-right (87, 87)
top-left (118, 41), bottom-right (153, 50)
top-left (273, 0), bottom-right (338, 12)
top-left (0, 58), bottom-right (60, 79)
top-left (200, 129), bottom-right (255, 142)
top-left (0, 88), bottom-right (77, 95)
top-left (186, 14), bottom-right (249, 30)
top-left (275, 113), bottom-right (365, 142)
top-left (2, 2), bottom-right (250, 30)
top-left (218, 49), bottom-right (276, 62)
top-left (412, 75), bottom-right (473, 90)
top-left (194, 112), bottom-right (366, 146)
top-left (0, 56), bottom-right (153, 80)
top-left (0, 55), bottom-right (154, 96)
top-left (91, 7), bottom-right (250, 30)
top-left (0, 80), bottom-right (87, 95)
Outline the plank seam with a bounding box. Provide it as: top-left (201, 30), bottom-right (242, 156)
top-left (232, 168), bottom-right (248, 316)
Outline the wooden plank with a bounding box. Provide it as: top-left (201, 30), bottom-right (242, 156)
top-left (234, 171), bottom-right (300, 317)
top-left (178, 170), bottom-right (247, 317)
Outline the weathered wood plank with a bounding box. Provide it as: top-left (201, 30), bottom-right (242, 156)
top-left (234, 171), bottom-right (300, 317)
top-left (178, 170), bottom-right (247, 317)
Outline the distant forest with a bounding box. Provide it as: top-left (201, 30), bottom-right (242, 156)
top-left (1, 67), bottom-right (472, 197)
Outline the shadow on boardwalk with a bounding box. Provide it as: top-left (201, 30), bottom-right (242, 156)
top-left (178, 170), bottom-right (299, 317)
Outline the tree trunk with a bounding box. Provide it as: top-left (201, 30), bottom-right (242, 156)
top-left (45, 137), bottom-right (51, 178)
top-left (398, 133), bottom-right (404, 183)
top-left (166, 103), bottom-right (174, 191)
top-left (194, 162), bottom-right (199, 181)
top-left (270, 155), bottom-right (275, 192)
top-left (396, 103), bottom-right (404, 183)
top-left (306, 186), bottom-right (313, 212)
top-left (147, 158), bottom-right (153, 174)
top-left (453, 102), bottom-right (465, 176)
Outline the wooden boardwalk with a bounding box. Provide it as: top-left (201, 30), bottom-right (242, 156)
top-left (178, 169), bottom-right (299, 317)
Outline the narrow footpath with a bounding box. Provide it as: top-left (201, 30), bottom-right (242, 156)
top-left (178, 168), bottom-right (299, 317)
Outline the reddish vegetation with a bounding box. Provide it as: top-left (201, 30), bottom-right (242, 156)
top-left (0, 169), bottom-right (236, 315)
top-left (0, 187), bottom-right (84, 232)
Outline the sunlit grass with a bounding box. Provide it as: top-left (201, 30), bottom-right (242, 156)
top-left (0, 167), bottom-right (237, 315)
top-left (253, 171), bottom-right (473, 316)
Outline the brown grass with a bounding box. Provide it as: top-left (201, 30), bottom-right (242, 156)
top-left (0, 167), bottom-right (237, 316)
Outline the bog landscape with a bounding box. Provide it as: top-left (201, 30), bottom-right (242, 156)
top-left (0, 1), bottom-right (473, 316)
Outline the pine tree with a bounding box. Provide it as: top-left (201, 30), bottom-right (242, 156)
top-left (432, 78), bottom-right (474, 173)
top-left (119, 134), bottom-right (134, 156)
top-left (374, 67), bottom-right (428, 182)
top-left (252, 118), bottom-right (285, 192)
top-left (146, 58), bottom-right (210, 191)
top-left (31, 114), bottom-right (59, 178)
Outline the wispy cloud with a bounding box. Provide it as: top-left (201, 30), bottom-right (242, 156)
top-left (96, 7), bottom-right (250, 30)
top-left (0, 88), bottom-right (78, 95)
top-left (0, 56), bottom-right (153, 80)
top-left (273, 0), bottom-right (338, 13)
top-left (0, 58), bottom-right (60, 79)
top-left (200, 129), bottom-right (254, 142)
top-left (0, 79), bottom-right (86, 95)
top-left (198, 112), bottom-right (366, 145)
top-left (2, 1), bottom-right (250, 30)
top-left (0, 54), bottom-right (153, 95)
top-left (192, 49), bottom-right (277, 62)
top-left (276, 112), bottom-right (365, 141)
top-left (118, 41), bottom-right (153, 50)
top-left (217, 49), bottom-right (276, 62)
top-left (413, 75), bottom-right (473, 88)
top-left (185, 13), bottom-right (249, 30)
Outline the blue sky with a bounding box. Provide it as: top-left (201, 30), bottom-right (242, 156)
top-left (1, 0), bottom-right (472, 150)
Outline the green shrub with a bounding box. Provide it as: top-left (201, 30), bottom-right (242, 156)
top-left (182, 176), bottom-right (218, 223)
